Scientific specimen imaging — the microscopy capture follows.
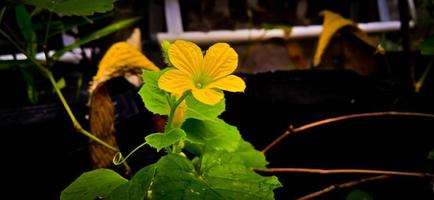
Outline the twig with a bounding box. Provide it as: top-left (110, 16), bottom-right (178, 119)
top-left (415, 59), bottom-right (433, 92)
top-left (296, 175), bottom-right (390, 200)
top-left (262, 111), bottom-right (434, 154)
top-left (256, 168), bottom-right (432, 178)
top-left (0, 7), bottom-right (6, 23)
top-left (262, 125), bottom-right (293, 154)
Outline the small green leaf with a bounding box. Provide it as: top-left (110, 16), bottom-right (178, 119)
top-left (138, 70), bottom-right (171, 115)
top-left (61, 169), bottom-right (127, 200)
top-left (234, 140), bottom-right (269, 169)
top-left (346, 190), bottom-right (373, 200)
top-left (429, 150), bottom-right (434, 160)
top-left (160, 40), bottom-right (172, 66)
top-left (419, 36), bottom-right (434, 55)
top-left (52, 17), bottom-right (140, 60)
top-left (22, 0), bottom-right (113, 16)
top-left (145, 128), bottom-right (187, 152)
top-left (55, 77), bottom-right (66, 91)
top-left (185, 95), bottom-right (225, 120)
top-left (182, 118), bottom-right (241, 152)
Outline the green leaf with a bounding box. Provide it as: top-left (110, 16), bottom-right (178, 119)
top-left (61, 169), bottom-right (127, 200)
top-left (128, 154), bottom-right (281, 200)
top-left (419, 36), bottom-right (434, 55)
top-left (20, 68), bottom-right (38, 104)
top-left (138, 70), bottom-right (171, 115)
top-left (128, 164), bottom-right (157, 200)
top-left (346, 190), bottom-right (373, 200)
top-left (48, 14), bottom-right (111, 38)
top-left (15, 5), bottom-right (37, 57)
top-left (55, 77), bottom-right (66, 91)
top-left (52, 17), bottom-right (140, 60)
top-left (22, 0), bottom-right (113, 16)
top-left (429, 150), bottom-right (434, 160)
top-left (185, 95), bottom-right (225, 120)
top-left (0, 60), bottom-right (34, 71)
top-left (234, 140), bottom-right (269, 169)
top-left (198, 151), bottom-right (282, 199)
top-left (106, 182), bottom-right (129, 200)
top-left (182, 118), bottom-right (241, 152)
top-left (145, 128), bottom-right (187, 152)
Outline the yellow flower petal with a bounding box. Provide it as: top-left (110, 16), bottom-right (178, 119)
top-left (158, 69), bottom-right (194, 95)
top-left (168, 40), bottom-right (203, 75)
top-left (207, 75), bottom-right (245, 92)
top-left (191, 88), bottom-right (224, 105)
top-left (203, 43), bottom-right (238, 81)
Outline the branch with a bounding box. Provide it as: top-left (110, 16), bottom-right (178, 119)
top-left (262, 112), bottom-right (434, 154)
top-left (296, 175), bottom-right (390, 200)
top-left (256, 168), bottom-right (432, 178)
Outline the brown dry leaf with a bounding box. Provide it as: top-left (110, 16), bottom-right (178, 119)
top-left (313, 10), bottom-right (383, 66)
top-left (89, 41), bottom-right (159, 93)
top-left (88, 37), bottom-right (159, 169)
top-left (126, 28), bottom-right (142, 51)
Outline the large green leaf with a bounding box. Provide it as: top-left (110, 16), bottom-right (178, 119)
top-left (61, 169), bottom-right (127, 200)
top-left (198, 151), bottom-right (281, 199)
top-left (128, 153), bottom-right (281, 200)
top-left (419, 36), bottom-right (434, 55)
top-left (182, 118), bottom-right (241, 152)
top-left (186, 138), bottom-right (269, 169)
top-left (106, 182), bottom-right (129, 200)
top-left (234, 140), bottom-right (269, 169)
top-left (15, 5), bottom-right (37, 56)
top-left (52, 17), bottom-right (140, 60)
top-left (22, 0), bottom-right (113, 16)
top-left (145, 128), bottom-right (187, 152)
top-left (185, 95), bottom-right (225, 120)
top-left (138, 70), bottom-right (171, 115)
top-left (128, 164), bottom-right (157, 200)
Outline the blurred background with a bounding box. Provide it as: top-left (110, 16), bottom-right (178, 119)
top-left (1, 0), bottom-right (433, 199)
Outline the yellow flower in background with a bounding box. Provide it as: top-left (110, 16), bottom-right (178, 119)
top-left (158, 40), bottom-right (246, 105)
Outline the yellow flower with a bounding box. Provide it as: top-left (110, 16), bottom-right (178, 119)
top-left (158, 40), bottom-right (246, 105)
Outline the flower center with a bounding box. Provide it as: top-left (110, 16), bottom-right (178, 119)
top-left (196, 82), bottom-right (203, 89)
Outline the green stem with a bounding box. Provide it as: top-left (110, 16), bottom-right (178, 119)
top-left (166, 91), bottom-right (190, 130)
top-left (113, 142), bottom-right (147, 165)
top-left (415, 59), bottom-right (433, 92)
top-left (43, 12), bottom-right (53, 66)
top-left (0, 7), bottom-right (6, 23)
top-left (165, 92), bottom-right (190, 154)
top-left (0, 28), bottom-right (120, 155)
